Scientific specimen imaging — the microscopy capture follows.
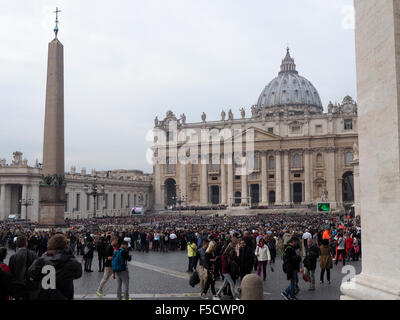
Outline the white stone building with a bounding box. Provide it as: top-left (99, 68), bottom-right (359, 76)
top-left (0, 152), bottom-right (153, 222)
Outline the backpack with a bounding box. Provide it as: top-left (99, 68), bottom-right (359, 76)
top-left (112, 249), bottom-right (125, 272)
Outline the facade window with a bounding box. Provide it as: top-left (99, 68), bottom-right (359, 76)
top-left (121, 194), bottom-right (124, 208)
top-left (269, 156), bottom-right (275, 169)
top-left (291, 126), bottom-right (301, 134)
top-left (269, 174), bottom-right (274, 179)
top-left (76, 193), bottom-right (80, 211)
top-left (293, 154), bottom-right (301, 168)
top-left (344, 119), bottom-right (353, 130)
top-left (253, 154), bottom-right (260, 170)
top-left (345, 152), bottom-right (353, 166)
top-left (134, 194), bottom-right (137, 206)
top-left (166, 131), bottom-right (173, 142)
top-left (268, 127), bottom-right (274, 134)
top-left (113, 194), bottom-right (116, 209)
top-left (167, 163), bottom-right (175, 174)
top-left (128, 194), bottom-right (131, 207)
top-left (315, 125), bottom-right (322, 134)
top-left (316, 153), bottom-right (323, 167)
top-left (96, 196), bottom-right (99, 210)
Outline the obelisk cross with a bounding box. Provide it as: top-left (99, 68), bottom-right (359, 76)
top-left (54, 7), bottom-right (61, 38)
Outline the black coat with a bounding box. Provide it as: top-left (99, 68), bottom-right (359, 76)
top-left (238, 246), bottom-right (254, 278)
top-left (283, 245), bottom-right (302, 280)
top-left (28, 250), bottom-right (82, 300)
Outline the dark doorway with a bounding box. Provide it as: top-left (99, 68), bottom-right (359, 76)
top-left (342, 171), bottom-right (354, 202)
top-left (165, 179), bottom-right (176, 206)
top-left (250, 184), bottom-right (260, 205)
top-left (210, 186), bottom-right (220, 204)
top-left (293, 183), bottom-right (303, 203)
top-left (234, 191), bottom-right (241, 204)
top-left (269, 191), bottom-right (275, 204)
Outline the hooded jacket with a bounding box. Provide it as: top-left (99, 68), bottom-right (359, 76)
top-left (28, 250), bottom-right (82, 300)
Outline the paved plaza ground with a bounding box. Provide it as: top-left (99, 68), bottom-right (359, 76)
top-left (6, 250), bottom-right (361, 300)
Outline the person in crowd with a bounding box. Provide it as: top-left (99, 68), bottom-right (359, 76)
top-left (303, 238), bottom-right (319, 291)
top-left (8, 236), bottom-right (37, 284)
top-left (0, 247), bottom-right (11, 274)
top-left (255, 237), bottom-right (271, 281)
top-left (215, 246), bottom-right (239, 300)
top-left (335, 232), bottom-right (346, 266)
top-left (345, 232), bottom-right (354, 262)
top-left (193, 238), bottom-right (210, 299)
top-left (28, 234), bottom-right (82, 300)
top-left (203, 240), bottom-right (217, 299)
top-left (319, 239), bottom-right (333, 284)
top-left (353, 236), bottom-right (360, 261)
top-left (112, 240), bottom-right (132, 300)
top-left (186, 237), bottom-right (197, 273)
top-left (238, 239), bottom-right (254, 280)
top-left (97, 236), bottom-right (119, 297)
top-left (266, 234), bottom-right (277, 264)
top-left (96, 236), bottom-right (107, 272)
top-left (281, 237), bottom-right (301, 300)
top-left (82, 236), bottom-right (94, 272)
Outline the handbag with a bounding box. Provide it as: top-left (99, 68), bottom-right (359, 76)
top-left (189, 271), bottom-right (200, 287)
top-left (302, 269), bottom-right (309, 282)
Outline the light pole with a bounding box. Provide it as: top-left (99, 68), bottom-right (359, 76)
top-left (19, 198), bottom-right (33, 223)
top-left (172, 191), bottom-right (187, 215)
top-left (83, 176), bottom-right (105, 219)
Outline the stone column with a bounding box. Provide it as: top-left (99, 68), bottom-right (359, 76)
top-left (241, 163), bottom-right (248, 205)
top-left (227, 160), bottom-right (234, 206)
top-left (179, 163), bottom-right (187, 201)
top-left (283, 150), bottom-right (290, 204)
top-left (260, 152), bottom-right (268, 205)
top-left (341, 0), bottom-right (400, 300)
top-left (304, 150), bottom-right (311, 203)
top-left (153, 163), bottom-right (163, 210)
top-left (200, 162), bottom-right (208, 205)
top-left (275, 151), bottom-right (282, 204)
top-left (221, 159), bottom-right (227, 205)
top-left (21, 184), bottom-right (27, 220)
top-left (0, 184), bottom-right (6, 221)
top-left (351, 159), bottom-right (360, 217)
top-left (326, 148), bottom-right (337, 207)
top-left (31, 183), bottom-right (40, 223)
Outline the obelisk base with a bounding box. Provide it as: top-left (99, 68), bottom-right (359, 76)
top-left (39, 185), bottom-right (66, 227)
top-left (340, 273), bottom-right (400, 300)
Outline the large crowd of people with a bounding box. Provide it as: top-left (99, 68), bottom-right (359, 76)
top-left (0, 213), bottom-right (361, 300)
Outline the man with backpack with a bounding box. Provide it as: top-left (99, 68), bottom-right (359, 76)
top-left (112, 240), bottom-right (132, 300)
top-left (281, 237), bottom-right (302, 300)
top-left (28, 233), bottom-right (82, 300)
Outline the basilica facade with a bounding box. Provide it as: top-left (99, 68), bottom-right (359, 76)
top-left (152, 50), bottom-right (358, 213)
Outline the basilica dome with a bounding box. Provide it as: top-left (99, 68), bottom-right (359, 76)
top-left (256, 49), bottom-right (323, 113)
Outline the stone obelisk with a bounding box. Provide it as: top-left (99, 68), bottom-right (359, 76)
top-left (39, 8), bottom-right (66, 226)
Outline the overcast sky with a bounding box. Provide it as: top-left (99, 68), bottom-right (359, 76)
top-left (0, 0), bottom-right (356, 174)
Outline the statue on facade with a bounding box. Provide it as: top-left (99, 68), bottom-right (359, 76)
top-left (228, 109), bottom-right (233, 120)
top-left (321, 189), bottom-right (329, 202)
top-left (201, 112), bottom-right (206, 122)
top-left (251, 105), bottom-right (259, 118)
top-left (12, 151), bottom-right (23, 165)
top-left (154, 116), bottom-right (159, 127)
top-left (0, 159), bottom-right (6, 167)
top-left (240, 108), bottom-right (245, 119)
top-left (353, 142), bottom-right (359, 160)
top-left (180, 113), bottom-right (186, 125)
top-left (221, 110), bottom-right (226, 121)
top-left (328, 101), bottom-right (333, 114)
